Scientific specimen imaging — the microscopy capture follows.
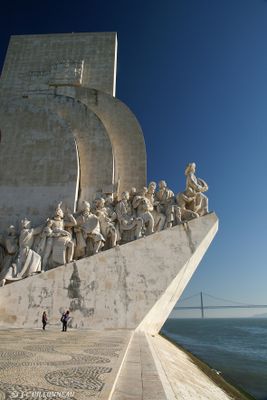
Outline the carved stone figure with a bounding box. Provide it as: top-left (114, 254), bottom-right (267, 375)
top-left (64, 209), bottom-right (78, 236)
top-left (132, 187), bottom-right (154, 235)
top-left (95, 198), bottom-right (118, 249)
top-left (156, 180), bottom-right (177, 228)
top-left (185, 163), bottom-right (209, 216)
top-left (116, 191), bottom-right (143, 242)
top-left (105, 195), bottom-right (121, 242)
top-left (129, 187), bottom-right (137, 217)
top-left (16, 218), bottom-right (42, 279)
top-left (176, 188), bottom-right (199, 222)
top-left (146, 182), bottom-right (166, 231)
top-left (43, 203), bottom-right (76, 268)
top-left (0, 226), bottom-right (19, 285)
top-left (129, 187), bottom-right (137, 200)
top-left (0, 244), bottom-right (4, 273)
top-left (35, 219), bottom-right (59, 271)
top-left (75, 201), bottom-right (105, 257)
top-left (35, 219), bottom-right (54, 259)
top-left (105, 195), bottom-right (116, 217)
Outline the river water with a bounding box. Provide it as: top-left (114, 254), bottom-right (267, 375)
top-left (161, 318), bottom-right (267, 400)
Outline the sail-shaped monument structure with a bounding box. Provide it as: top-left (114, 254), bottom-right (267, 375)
top-left (0, 33), bottom-right (223, 399)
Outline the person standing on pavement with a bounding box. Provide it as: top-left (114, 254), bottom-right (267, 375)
top-left (61, 310), bottom-right (70, 332)
top-left (42, 311), bottom-right (48, 330)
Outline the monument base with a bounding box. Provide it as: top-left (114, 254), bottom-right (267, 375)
top-left (0, 213), bottom-right (218, 331)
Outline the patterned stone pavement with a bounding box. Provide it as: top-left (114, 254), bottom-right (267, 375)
top-left (0, 328), bottom-right (132, 400)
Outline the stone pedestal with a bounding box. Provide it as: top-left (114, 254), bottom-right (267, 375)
top-left (0, 213), bottom-right (218, 332)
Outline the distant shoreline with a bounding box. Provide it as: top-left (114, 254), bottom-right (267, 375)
top-left (160, 332), bottom-right (255, 400)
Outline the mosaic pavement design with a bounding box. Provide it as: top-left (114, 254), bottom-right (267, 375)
top-left (0, 328), bottom-right (131, 400)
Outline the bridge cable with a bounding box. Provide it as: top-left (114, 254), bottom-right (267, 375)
top-left (176, 293), bottom-right (200, 303)
top-left (202, 292), bottom-right (256, 306)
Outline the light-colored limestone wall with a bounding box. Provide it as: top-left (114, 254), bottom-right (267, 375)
top-left (0, 94), bottom-right (115, 229)
top-left (0, 33), bottom-right (117, 96)
top-left (35, 94), bottom-right (115, 205)
top-left (136, 218), bottom-right (218, 334)
top-left (58, 87), bottom-right (147, 194)
top-left (0, 213), bottom-right (218, 332)
top-left (0, 96), bottom-right (79, 230)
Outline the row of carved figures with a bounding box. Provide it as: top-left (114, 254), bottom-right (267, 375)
top-left (0, 162), bottom-right (209, 286)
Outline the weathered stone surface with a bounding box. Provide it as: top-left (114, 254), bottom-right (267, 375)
top-left (0, 213), bottom-right (218, 331)
top-left (58, 86), bottom-right (147, 195)
top-left (0, 32), bottom-right (118, 96)
top-left (140, 333), bottom-right (232, 400)
top-left (0, 33), bottom-right (147, 227)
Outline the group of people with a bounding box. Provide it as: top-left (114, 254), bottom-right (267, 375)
top-left (42, 310), bottom-right (70, 331)
top-left (0, 162), bottom-right (209, 286)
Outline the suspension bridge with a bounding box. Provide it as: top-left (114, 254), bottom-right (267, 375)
top-left (174, 292), bottom-right (267, 318)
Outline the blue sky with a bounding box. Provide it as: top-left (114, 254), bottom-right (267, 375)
top-left (0, 0), bottom-right (266, 317)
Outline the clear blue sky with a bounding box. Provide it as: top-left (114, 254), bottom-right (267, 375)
top-left (0, 0), bottom-right (266, 317)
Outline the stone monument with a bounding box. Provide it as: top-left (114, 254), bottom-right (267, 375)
top-left (0, 33), bottom-right (219, 399)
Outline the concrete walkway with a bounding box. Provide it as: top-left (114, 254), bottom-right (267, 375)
top-left (111, 332), bottom-right (232, 400)
top-left (146, 334), bottom-right (232, 400)
top-left (111, 332), bottom-right (167, 400)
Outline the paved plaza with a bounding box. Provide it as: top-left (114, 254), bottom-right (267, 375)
top-left (0, 328), bottom-right (131, 400)
top-left (0, 328), bottom-right (235, 400)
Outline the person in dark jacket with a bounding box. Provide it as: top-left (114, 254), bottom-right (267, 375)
top-left (42, 311), bottom-right (48, 330)
top-left (61, 310), bottom-right (70, 332)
